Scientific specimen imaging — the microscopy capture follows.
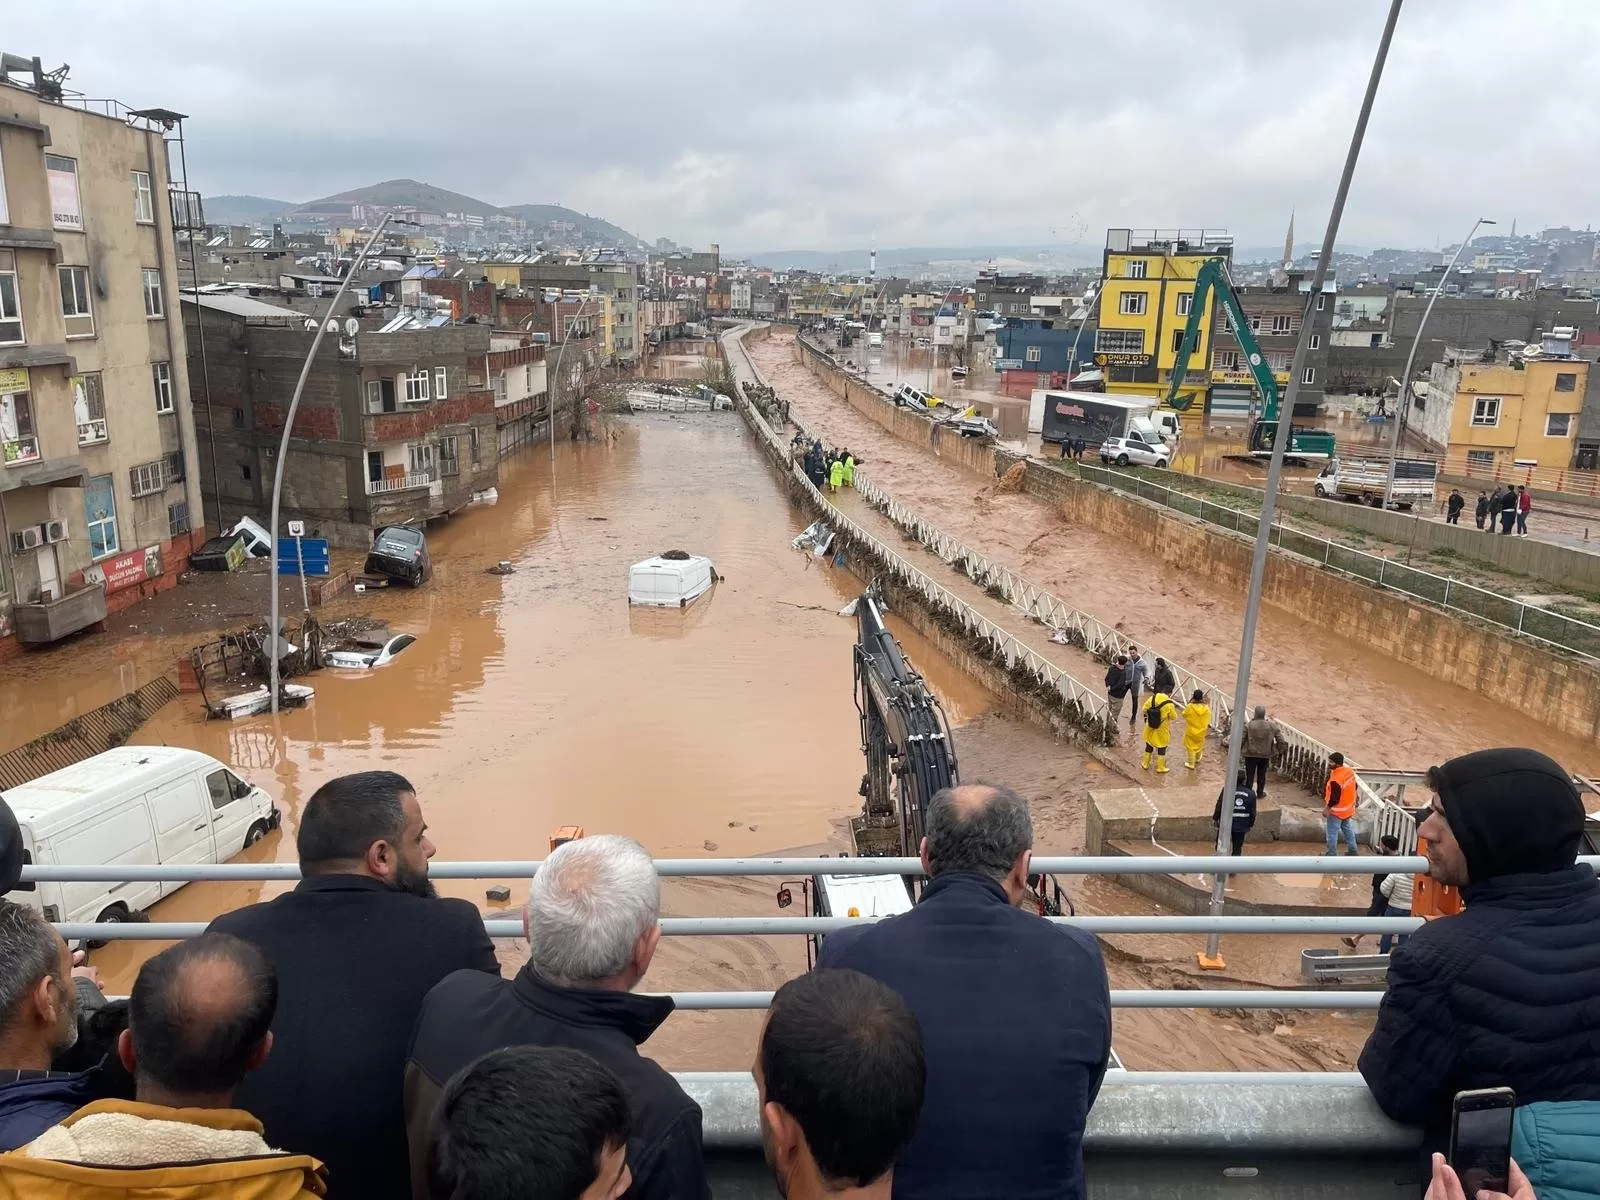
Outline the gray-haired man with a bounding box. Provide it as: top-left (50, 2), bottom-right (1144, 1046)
top-left (404, 834), bottom-right (708, 1200)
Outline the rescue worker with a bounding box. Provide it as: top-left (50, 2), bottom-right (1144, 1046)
top-left (841, 450), bottom-right (856, 489)
top-left (829, 455), bottom-right (845, 494)
top-left (1140, 690), bottom-right (1176, 773)
top-left (1211, 770), bottom-right (1257, 856)
top-left (1180, 688), bottom-right (1211, 771)
top-left (1323, 751), bottom-right (1359, 856)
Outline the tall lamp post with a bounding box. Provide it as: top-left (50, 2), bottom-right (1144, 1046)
top-left (267, 215), bottom-right (396, 714)
top-left (548, 290), bottom-right (598, 473)
top-left (1380, 216), bottom-right (1495, 508)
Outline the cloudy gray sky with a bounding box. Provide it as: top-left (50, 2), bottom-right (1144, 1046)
top-left (8, 0), bottom-right (1598, 253)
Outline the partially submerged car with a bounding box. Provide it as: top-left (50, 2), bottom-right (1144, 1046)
top-left (326, 633), bottom-right (417, 670)
top-left (365, 525), bottom-right (432, 586)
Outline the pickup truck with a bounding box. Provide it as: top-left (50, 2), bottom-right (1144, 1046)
top-left (1099, 431), bottom-right (1171, 468)
top-left (1313, 456), bottom-right (1437, 509)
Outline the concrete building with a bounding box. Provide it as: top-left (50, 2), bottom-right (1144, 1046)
top-left (1096, 229), bottom-right (1232, 409)
top-left (182, 294), bottom-right (498, 547)
top-left (1206, 275), bottom-right (1335, 417)
top-left (992, 318), bottom-right (1096, 389)
top-left (975, 271), bottom-right (1045, 318)
top-left (1418, 333), bottom-right (1587, 470)
top-left (0, 67), bottom-right (205, 655)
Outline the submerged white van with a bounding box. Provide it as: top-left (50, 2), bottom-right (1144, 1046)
top-left (2, 746), bottom-right (279, 928)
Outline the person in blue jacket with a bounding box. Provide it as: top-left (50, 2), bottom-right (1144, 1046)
top-left (817, 784), bottom-right (1112, 1200)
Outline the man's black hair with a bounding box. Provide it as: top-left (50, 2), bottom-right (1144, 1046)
top-left (923, 785), bottom-right (1032, 883)
top-left (427, 1046), bottom-right (630, 1200)
top-left (1380, 834), bottom-right (1401, 853)
top-left (296, 770), bottom-right (413, 871)
top-left (129, 933), bottom-right (276, 1095)
top-left (761, 968), bottom-right (925, 1188)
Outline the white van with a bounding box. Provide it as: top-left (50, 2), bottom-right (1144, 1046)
top-left (2, 746), bottom-right (279, 928)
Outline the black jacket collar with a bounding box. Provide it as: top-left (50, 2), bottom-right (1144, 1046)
top-left (511, 965), bottom-right (674, 1046)
top-left (293, 872), bottom-right (398, 895)
top-left (1462, 864), bottom-right (1599, 908)
top-left (919, 871), bottom-right (1009, 906)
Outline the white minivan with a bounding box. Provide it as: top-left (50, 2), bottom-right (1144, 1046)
top-left (2, 746), bottom-right (280, 929)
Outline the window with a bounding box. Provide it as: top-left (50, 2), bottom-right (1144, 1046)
top-left (231, 407), bottom-right (244, 428)
top-left (1301, 366), bottom-right (1316, 385)
top-left (1248, 315), bottom-right (1264, 333)
top-left (141, 268), bottom-right (164, 318)
top-left (72, 373), bottom-right (107, 445)
top-left (1175, 292), bottom-right (1192, 316)
top-left (152, 362), bottom-right (174, 413)
top-left (1024, 345), bottom-right (1042, 363)
top-left (0, 258), bottom-right (22, 345)
top-left (1272, 315), bottom-right (1293, 333)
top-left (1213, 349), bottom-right (1240, 371)
top-left (403, 370), bottom-right (431, 403)
top-left (44, 155), bottom-right (81, 230)
top-left (1171, 329), bottom-right (1186, 353)
top-left (168, 501), bottom-right (191, 537)
top-left (469, 426), bottom-right (482, 465)
top-left (1126, 260), bottom-right (1148, 279)
top-left (1547, 412), bottom-right (1574, 437)
top-left (0, 142), bottom-right (7, 225)
top-left (366, 378), bottom-right (397, 414)
top-left (434, 367), bottom-right (448, 399)
top-left (129, 460), bottom-right (164, 497)
top-left (1266, 351), bottom-right (1291, 371)
top-left (1309, 334), bottom-right (1321, 350)
top-left (84, 474), bottom-right (119, 559)
top-left (59, 267), bottom-right (94, 337)
top-left (1118, 292), bottom-right (1147, 316)
top-left (1316, 294), bottom-right (1328, 311)
top-left (164, 450), bottom-right (185, 483)
top-left (1467, 449), bottom-right (1496, 469)
top-left (408, 442), bottom-right (434, 475)
top-left (1555, 372), bottom-right (1578, 392)
top-left (438, 435), bottom-right (460, 476)
top-left (1472, 397), bottom-right (1502, 427)
top-left (1, 391), bottom-right (38, 464)
top-left (239, 462), bottom-right (252, 481)
top-left (1095, 329), bottom-right (1145, 355)
top-left (132, 171), bottom-right (154, 223)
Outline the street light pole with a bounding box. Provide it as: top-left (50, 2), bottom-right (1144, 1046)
top-left (549, 292), bottom-right (596, 473)
top-left (1068, 277), bottom-right (1104, 380)
top-left (267, 214), bottom-right (393, 715)
top-left (1200, 0), bottom-right (1404, 970)
top-left (1380, 216), bottom-right (1496, 508)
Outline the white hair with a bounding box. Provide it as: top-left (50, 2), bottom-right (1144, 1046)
top-left (526, 835), bottom-right (661, 985)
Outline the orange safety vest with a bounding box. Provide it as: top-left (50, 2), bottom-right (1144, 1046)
top-left (1324, 763), bottom-right (1358, 819)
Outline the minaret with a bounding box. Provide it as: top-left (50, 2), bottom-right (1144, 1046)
top-left (1283, 210), bottom-right (1296, 267)
top-left (869, 236), bottom-right (877, 286)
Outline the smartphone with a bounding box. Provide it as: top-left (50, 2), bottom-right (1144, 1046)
top-left (1449, 1087), bottom-right (1516, 1196)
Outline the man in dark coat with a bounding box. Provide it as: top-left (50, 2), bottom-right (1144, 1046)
top-left (817, 784), bottom-right (1112, 1200)
top-left (1211, 771), bottom-right (1258, 856)
top-left (1358, 748), bottom-right (1600, 1153)
top-left (209, 771), bottom-right (498, 1200)
top-left (405, 834), bottom-right (708, 1200)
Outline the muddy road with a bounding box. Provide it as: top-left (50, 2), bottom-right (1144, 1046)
top-left (754, 330), bottom-right (1600, 778)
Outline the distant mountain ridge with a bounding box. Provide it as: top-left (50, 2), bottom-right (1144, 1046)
top-left (202, 194), bottom-right (295, 225)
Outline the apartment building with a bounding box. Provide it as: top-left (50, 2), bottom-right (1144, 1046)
top-left (1418, 333), bottom-right (1588, 469)
top-left (0, 64), bottom-right (204, 654)
top-left (1206, 276), bottom-right (1335, 417)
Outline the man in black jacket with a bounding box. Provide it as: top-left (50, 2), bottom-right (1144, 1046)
top-left (816, 784), bottom-right (1112, 1200)
top-left (1359, 747), bottom-right (1600, 1149)
top-left (405, 834), bottom-right (708, 1200)
top-left (209, 771), bottom-right (498, 1200)
top-left (1211, 771), bottom-right (1257, 856)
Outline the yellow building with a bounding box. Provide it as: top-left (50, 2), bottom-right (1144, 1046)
top-left (1095, 229), bottom-right (1233, 408)
top-left (481, 263), bottom-right (520, 290)
top-left (1442, 353), bottom-right (1587, 470)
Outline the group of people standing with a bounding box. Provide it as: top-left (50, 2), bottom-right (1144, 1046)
top-left (797, 437), bottom-right (856, 493)
top-left (1102, 649), bottom-right (1209, 773)
top-left (1471, 484), bottom-right (1532, 535)
top-left (1058, 437), bottom-right (1089, 461)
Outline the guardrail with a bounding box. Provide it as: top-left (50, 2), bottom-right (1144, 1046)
top-left (365, 471), bottom-right (434, 495)
top-left (1078, 461), bottom-right (1600, 660)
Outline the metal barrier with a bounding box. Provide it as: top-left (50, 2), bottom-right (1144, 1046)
top-left (1078, 461), bottom-right (1600, 660)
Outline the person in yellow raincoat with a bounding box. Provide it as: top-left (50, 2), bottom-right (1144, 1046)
top-left (1180, 688), bottom-right (1211, 771)
top-left (841, 450), bottom-right (855, 488)
top-left (1140, 690), bottom-right (1176, 773)
top-left (829, 455), bottom-right (845, 493)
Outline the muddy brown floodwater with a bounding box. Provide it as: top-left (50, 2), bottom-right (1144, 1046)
top-left (1, 405), bottom-right (1374, 1072)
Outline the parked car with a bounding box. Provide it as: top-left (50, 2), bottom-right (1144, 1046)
top-left (325, 632), bottom-right (418, 670)
top-left (2, 746), bottom-right (279, 934)
top-left (365, 525), bottom-right (432, 586)
top-left (952, 415), bottom-right (998, 439)
top-left (1099, 432), bottom-right (1171, 468)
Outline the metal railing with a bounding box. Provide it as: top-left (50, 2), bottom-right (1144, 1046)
top-left (1078, 461), bottom-right (1600, 660)
top-left (76, 419), bottom-right (108, 446)
top-left (365, 471), bottom-right (434, 495)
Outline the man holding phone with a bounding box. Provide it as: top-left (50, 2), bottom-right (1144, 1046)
top-left (1358, 748), bottom-right (1600, 1193)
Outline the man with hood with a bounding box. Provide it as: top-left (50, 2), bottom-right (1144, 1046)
top-left (1358, 748), bottom-right (1600, 1172)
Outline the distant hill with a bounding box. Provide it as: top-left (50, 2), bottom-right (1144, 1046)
top-left (501, 204), bottom-right (646, 251)
top-left (202, 194), bottom-right (293, 225)
top-left (742, 243), bottom-right (1102, 271)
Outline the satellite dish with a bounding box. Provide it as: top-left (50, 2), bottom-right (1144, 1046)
top-left (325, 318), bottom-right (340, 333)
top-left (344, 317), bottom-right (360, 337)
top-left (302, 318), bottom-right (317, 331)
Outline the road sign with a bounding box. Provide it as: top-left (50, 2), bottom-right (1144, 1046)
top-left (276, 537), bottom-right (330, 576)
top-left (287, 520), bottom-right (305, 538)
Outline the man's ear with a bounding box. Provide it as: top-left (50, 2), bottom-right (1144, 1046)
top-left (763, 1101), bottom-right (804, 1171)
top-left (116, 1028), bottom-right (136, 1076)
top-left (246, 1031), bottom-right (273, 1071)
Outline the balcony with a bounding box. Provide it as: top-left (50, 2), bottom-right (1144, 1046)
top-left (2, 435), bottom-right (40, 465)
top-left (366, 471), bottom-right (434, 496)
top-left (77, 419), bottom-right (108, 446)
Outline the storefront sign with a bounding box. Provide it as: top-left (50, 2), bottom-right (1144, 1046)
top-left (1094, 352), bottom-right (1153, 368)
top-left (85, 545), bottom-right (163, 594)
top-left (0, 368), bottom-right (28, 397)
top-left (45, 157), bottom-right (82, 231)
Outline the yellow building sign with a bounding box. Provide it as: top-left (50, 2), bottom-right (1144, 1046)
top-left (0, 368), bottom-right (28, 396)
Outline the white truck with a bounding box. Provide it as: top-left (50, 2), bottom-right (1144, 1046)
top-left (1031, 390), bottom-right (1181, 448)
top-left (1313, 456), bottom-right (1438, 510)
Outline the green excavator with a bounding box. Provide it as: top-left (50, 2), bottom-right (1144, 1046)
top-left (1163, 259), bottom-right (1336, 462)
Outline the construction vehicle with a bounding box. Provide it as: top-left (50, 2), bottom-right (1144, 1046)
top-left (1164, 259), bottom-right (1337, 463)
top-left (777, 586), bottom-right (1072, 967)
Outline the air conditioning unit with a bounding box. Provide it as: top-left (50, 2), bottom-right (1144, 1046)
top-left (43, 519), bottom-right (67, 543)
top-left (10, 526), bottom-right (42, 554)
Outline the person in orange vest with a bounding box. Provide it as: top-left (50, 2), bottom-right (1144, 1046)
top-left (1323, 751), bottom-right (1359, 856)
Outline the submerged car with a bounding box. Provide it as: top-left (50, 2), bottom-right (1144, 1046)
top-left (365, 525), bottom-right (432, 586)
top-left (326, 633), bottom-right (417, 670)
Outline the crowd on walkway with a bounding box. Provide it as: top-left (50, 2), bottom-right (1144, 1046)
top-left (0, 749), bottom-right (1590, 1199)
top-left (793, 434), bottom-right (856, 494)
top-left (1471, 485), bottom-right (1534, 536)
